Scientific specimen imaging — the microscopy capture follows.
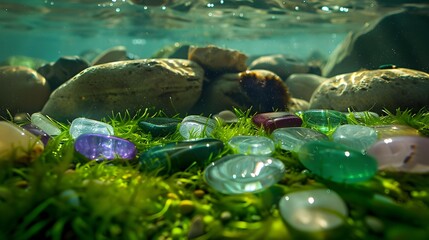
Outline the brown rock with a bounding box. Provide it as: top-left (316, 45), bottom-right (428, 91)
top-left (92, 46), bottom-right (129, 65)
top-left (41, 59), bottom-right (204, 122)
top-left (323, 9), bottom-right (429, 77)
top-left (285, 73), bottom-right (327, 101)
top-left (0, 66), bottom-right (51, 117)
top-left (310, 68), bottom-right (429, 113)
top-left (188, 45), bottom-right (248, 74)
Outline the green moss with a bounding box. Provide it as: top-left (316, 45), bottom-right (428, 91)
top-left (1, 108), bottom-right (429, 239)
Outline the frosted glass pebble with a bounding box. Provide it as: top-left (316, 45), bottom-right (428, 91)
top-left (271, 127), bottom-right (328, 152)
top-left (70, 117), bottom-right (114, 139)
top-left (179, 115), bottom-right (217, 140)
top-left (279, 189), bottom-right (348, 232)
top-left (345, 111), bottom-right (379, 119)
top-left (228, 136), bottom-right (275, 155)
top-left (0, 121), bottom-right (44, 162)
top-left (367, 136), bottom-right (429, 173)
top-left (30, 112), bottom-right (62, 136)
top-left (204, 154), bottom-right (285, 194)
top-left (372, 124), bottom-right (420, 139)
top-left (332, 124), bottom-right (378, 152)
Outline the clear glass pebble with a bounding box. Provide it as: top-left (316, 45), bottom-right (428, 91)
top-left (271, 127), bottom-right (328, 152)
top-left (204, 154), bottom-right (285, 194)
top-left (332, 124), bottom-right (378, 152)
top-left (301, 109), bottom-right (348, 134)
top-left (228, 135), bottom-right (275, 155)
top-left (69, 117), bottom-right (114, 139)
top-left (279, 189), bottom-right (348, 232)
top-left (30, 112), bottom-right (62, 136)
top-left (179, 115), bottom-right (217, 140)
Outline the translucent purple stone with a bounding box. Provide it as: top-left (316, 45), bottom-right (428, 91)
top-left (74, 133), bottom-right (137, 161)
top-left (252, 112), bottom-right (302, 133)
top-left (22, 123), bottom-right (51, 145)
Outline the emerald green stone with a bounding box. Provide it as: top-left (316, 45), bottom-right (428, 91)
top-left (138, 117), bottom-right (180, 137)
top-left (298, 141), bottom-right (378, 183)
top-left (139, 138), bottom-right (224, 174)
top-left (302, 109), bottom-right (348, 133)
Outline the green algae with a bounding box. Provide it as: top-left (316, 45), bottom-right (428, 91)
top-left (1, 108), bottom-right (429, 240)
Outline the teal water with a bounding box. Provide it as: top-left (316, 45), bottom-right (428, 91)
top-left (1, 0), bottom-right (421, 61)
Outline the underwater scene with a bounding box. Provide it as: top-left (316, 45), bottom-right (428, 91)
top-left (1, 0), bottom-right (429, 239)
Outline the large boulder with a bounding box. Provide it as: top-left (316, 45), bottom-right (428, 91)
top-left (323, 8), bottom-right (429, 77)
top-left (309, 68), bottom-right (429, 113)
top-left (42, 59), bottom-right (204, 122)
top-left (0, 66), bottom-right (51, 118)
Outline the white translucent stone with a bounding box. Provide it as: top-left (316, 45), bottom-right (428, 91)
top-left (332, 124), bottom-right (378, 152)
top-left (228, 136), bottom-right (274, 155)
top-left (279, 189), bottom-right (348, 232)
top-left (0, 121), bottom-right (44, 162)
top-left (345, 111), bottom-right (379, 119)
top-left (204, 154), bottom-right (285, 194)
top-left (31, 112), bottom-right (62, 136)
top-left (69, 117), bottom-right (114, 139)
top-left (271, 127), bottom-right (328, 152)
top-left (179, 115), bottom-right (217, 140)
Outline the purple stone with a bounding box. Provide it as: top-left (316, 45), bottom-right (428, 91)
top-left (74, 133), bottom-right (137, 161)
top-left (367, 136), bottom-right (429, 173)
top-left (252, 112), bottom-right (302, 132)
top-left (22, 123), bottom-right (51, 145)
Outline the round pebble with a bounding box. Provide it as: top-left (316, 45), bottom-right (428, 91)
top-left (332, 124), bottom-right (378, 152)
top-left (367, 136), bottom-right (429, 173)
top-left (179, 115), bottom-right (217, 140)
top-left (228, 135), bottom-right (275, 155)
top-left (272, 127), bottom-right (328, 152)
top-left (279, 188), bottom-right (348, 232)
top-left (70, 117), bottom-right (114, 139)
top-left (252, 112), bottom-right (303, 133)
top-left (204, 154), bottom-right (285, 194)
top-left (301, 109), bottom-right (348, 133)
top-left (138, 117), bottom-right (180, 137)
top-left (298, 141), bottom-right (378, 183)
top-left (372, 124), bottom-right (420, 139)
top-left (31, 112), bottom-right (62, 136)
top-left (74, 133), bottom-right (137, 161)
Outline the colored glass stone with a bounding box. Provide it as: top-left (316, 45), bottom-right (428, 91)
top-left (74, 133), bottom-right (136, 161)
top-left (301, 109), bottom-right (348, 134)
top-left (30, 112), bottom-right (62, 136)
top-left (0, 121), bottom-right (44, 162)
top-left (272, 127), bottom-right (328, 152)
top-left (138, 117), bottom-right (180, 137)
top-left (70, 117), bottom-right (114, 139)
top-left (140, 138), bottom-right (224, 174)
top-left (22, 123), bottom-right (51, 145)
top-left (345, 111), bottom-right (379, 120)
top-left (252, 112), bottom-right (302, 133)
top-left (298, 141), bottom-right (378, 183)
top-left (228, 135), bottom-right (275, 155)
top-left (204, 154), bottom-right (285, 194)
top-left (367, 136), bottom-right (429, 173)
top-left (372, 124), bottom-right (420, 139)
top-left (179, 115), bottom-right (217, 140)
top-left (332, 124), bottom-right (378, 152)
top-left (60, 189), bottom-right (80, 207)
top-left (279, 189), bottom-right (348, 232)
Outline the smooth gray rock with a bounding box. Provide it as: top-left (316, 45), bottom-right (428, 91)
top-left (42, 59), bottom-right (204, 122)
top-left (310, 68), bottom-right (429, 113)
top-left (323, 8), bottom-right (429, 77)
top-left (286, 73), bottom-right (327, 101)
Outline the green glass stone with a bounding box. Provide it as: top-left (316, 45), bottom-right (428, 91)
top-left (138, 117), bottom-right (180, 137)
top-left (298, 141), bottom-right (378, 183)
top-left (139, 138), bottom-right (224, 174)
top-left (302, 109), bottom-right (348, 133)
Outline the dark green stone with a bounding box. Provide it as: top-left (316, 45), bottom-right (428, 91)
top-left (302, 109), bottom-right (348, 133)
top-left (298, 141), bottom-right (378, 183)
top-left (139, 138), bottom-right (224, 174)
top-left (138, 117), bottom-right (180, 137)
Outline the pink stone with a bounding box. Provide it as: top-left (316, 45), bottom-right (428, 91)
top-left (252, 112), bottom-right (302, 133)
top-left (367, 136), bottom-right (429, 173)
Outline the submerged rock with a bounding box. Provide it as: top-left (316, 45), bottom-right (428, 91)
top-left (0, 55), bottom-right (47, 69)
top-left (91, 46), bottom-right (130, 65)
top-left (323, 9), bottom-right (429, 77)
top-left (285, 73), bottom-right (327, 101)
top-left (188, 45), bottom-right (248, 74)
top-left (310, 68), bottom-right (429, 113)
top-left (0, 66), bottom-right (51, 117)
top-left (41, 59), bottom-right (204, 122)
